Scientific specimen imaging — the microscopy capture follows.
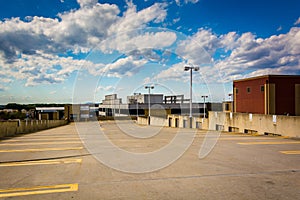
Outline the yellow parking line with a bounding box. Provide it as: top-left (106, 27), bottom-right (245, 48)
top-left (0, 158), bottom-right (82, 167)
top-left (220, 137), bottom-right (279, 140)
top-left (0, 147), bottom-right (83, 153)
top-left (25, 136), bottom-right (77, 139)
top-left (0, 141), bottom-right (82, 146)
top-left (280, 150), bottom-right (300, 155)
top-left (2, 138), bottom-right (80, 142)
top-left (238, 141), bottom-right (300, 145)
top-left (0, 183), bottom-right (78, 198)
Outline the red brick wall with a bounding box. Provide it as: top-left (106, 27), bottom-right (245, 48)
top-left (234, 76), bottom-right (300, 115)
top-left (234, 77), bottom-right (268, 114)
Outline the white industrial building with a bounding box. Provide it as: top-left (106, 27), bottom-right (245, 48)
top-left (98, 93), bottom-right (222, 118)
top-left (127, 93), bottom-right (164, 104)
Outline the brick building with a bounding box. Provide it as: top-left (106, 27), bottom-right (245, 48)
top-left (233, 75), bottom-right (300, 116)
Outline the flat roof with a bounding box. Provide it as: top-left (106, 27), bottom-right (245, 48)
top-left (36, 107), bottom-right (65, 111)
top-left (233, 74), bottom-right (300, 82)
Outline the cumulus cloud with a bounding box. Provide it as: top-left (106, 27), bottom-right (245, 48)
top-left (98, 56), bottom-right (148, 78)
top-left (176, 28), bottom-right (219, 64)
top-left (155, 27), bottom-right (300, 83)
top-left (216, 27), bottom-right (300, 81)
top-left (108, 2), bottom-right (166, 34)
top-left (0, 1), bottom-right (171, 87)
top-left (99, 31), bottom-right (176, 54)
top-left (1, 0), bottom-right (299, 90)
top-left (77, 0), bottom-right (98, 7)
top-left (0, 2), bottom-right (121, 62)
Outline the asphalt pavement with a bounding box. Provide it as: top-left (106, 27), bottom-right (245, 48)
top-left (0, 121), bottom-right (299, 199)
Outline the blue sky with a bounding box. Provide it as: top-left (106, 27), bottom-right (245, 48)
top-left (0, 0), bottom-right (299, 104)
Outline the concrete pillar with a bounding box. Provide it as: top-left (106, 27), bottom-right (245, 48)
top-left (265, 83), bottom-right (276, 115)
top-left (295, 84), bottom-right (300, 116)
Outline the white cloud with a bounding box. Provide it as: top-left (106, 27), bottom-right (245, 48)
top-left (215, 28), bottom-right (300, 82)
top-left (77, 0), bottom-right (98, 7)
top-left (173, 17), bottom-right (180, 24)
top-left (1, 1), bottom-right (299, 90)
top-left (155, 27), bottom-right (300, 83)
top-left (99, 31), bottom-right (177, 54)
top-left (96, 85), bottom-right (115, 92)
top-left (98, 56), bottom-right (148, 78)
top-left (185, 0), bottom-right (200, 3)
top-left (0, 2), bottom-right (172, 87)
top-left (277, 26), bottom-right (282, 31)
top-left (108, 2), bottom-right (167, 34)
top-left (175, 0), bottom-right (199, 6)
top-left (294, 17), bottom-right (300, 25)
top-left (176, 28), bottom-right (219, 64)
top-left (155, 62), bottom-right (188, 81)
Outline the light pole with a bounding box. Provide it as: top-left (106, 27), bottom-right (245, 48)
top-left (228, 93), bottom-right (233, 113)
top-left (134, 93), bottom-right (140, 119)
top-left (145, 85), bottom-right (154, 125)
top-left (136, 100), bottom-right (138, 118)
top-left (228, 93), bottom-right (233, 101)
top-left (201, 95), bottom-right (208, 119)
top-left (184, 65), bottom-right (199, 128)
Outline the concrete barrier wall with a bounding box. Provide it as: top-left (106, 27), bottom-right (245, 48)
top-left (208, 112), bottom-right (300, 138)
top-left (151, 117), bottom-right (168, 127)
top-left (0, 120), bottom-right (68, 138)
top-left (137, 117), bottom-right (148, 125)
top-left (137, 117), bottom-right (167, 126)
top-left (137, 115), bottom-right (209, 129)
top-left (167, 115), bottom-right (209, 129)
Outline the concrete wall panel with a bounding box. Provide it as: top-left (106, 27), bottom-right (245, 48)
top-left (0, 120), bottom-right (68, 138)
top-left (209, 111), bottom-right (300, 138)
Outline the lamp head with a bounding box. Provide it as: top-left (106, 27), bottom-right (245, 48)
top-left (145, 86), bottom-right (154, 89)
top-left (184, 66), bottom-right (190, 71)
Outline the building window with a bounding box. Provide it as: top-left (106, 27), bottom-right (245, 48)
top-left (260, 85), bottom-right (264, 92)
top-left (247, 87), bottom-right (251, 93)
top-left (236, 88), bottom-right (239, 94)
top-left (225, 103), bottom-right (230, 111)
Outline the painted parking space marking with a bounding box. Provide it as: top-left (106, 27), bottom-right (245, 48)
top-left (0, 141), bottom-right (82, 146)
top-left (280, 150), bottom-right (300, 155)
top-left (220, 137), bottom-right (281, 141)
top-left (0, 147), bottom-right (83, 153)
top-left (238, 141), bottom-right (300, 145)
top-left (1, 138), bottom-right (80, 142)
top-left (0, 183), bottom-right (78, 198)
top-left (0, 158), bottom-right (82, 167)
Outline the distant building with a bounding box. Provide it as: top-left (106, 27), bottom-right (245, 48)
top-left (35, 107), bottom-right (64, 120)
top-left (233, 75), bottom-right (300, 116)
top-left (1, 109), bottom-right (18, 113)
top-left (98, 93), bottom-right (221, 118)
top-left (164, 95), bottom-right (189, 104)
top-left (99, 94), bottom-right (128, 117)
top-left (127, 94), bottom-right (164, 104)
top-left (102, 94), bottom-right (122, 105)
top-left (222, 101), bottom-right (233, 113)
top-left (64, 104), bottom-right (98, 121)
